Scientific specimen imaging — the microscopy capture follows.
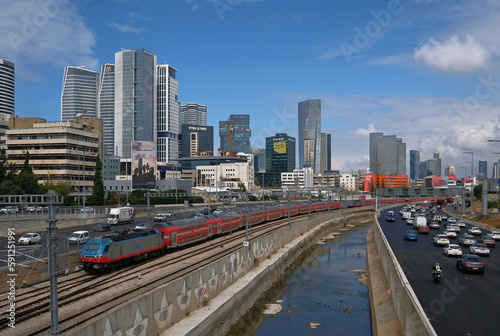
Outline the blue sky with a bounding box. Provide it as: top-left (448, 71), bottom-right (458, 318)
top-left (1, 0), bottom-right (500, 176)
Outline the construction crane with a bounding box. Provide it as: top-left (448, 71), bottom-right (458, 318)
top-left (219, 119), bottom-right (250, 155)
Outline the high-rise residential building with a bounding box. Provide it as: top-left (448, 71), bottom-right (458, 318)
top-left (180, 103), bottom-right (207, 126)
top-left (219, 114), bottom-right (251, 154)
top-left (445, 164), bottom-right (456, 176)
top-left (320, 133), bottom-right (331, 174)
top-left (98, 64), bottom-right (115, 155)
top-left (298, 99), bottom-right (321, 173)
top-left (60, 66), bottom-right (99, 121)
top-left (409, 150), bottom-right (420, 180)
top-left (433, 152), bottom-right (442, 177)
top-left (180, 124), bottom-right (213, 157)
top-left (369, 132), bottom-right (406, 175)
top-left (266, 133), bottom-right (296, 173)
top-left (157, 64), bottom-right (180, 163)
top-left (114, 48), bottom-right (157, 158)
top-left (0, 59), bottom-right (15, 140)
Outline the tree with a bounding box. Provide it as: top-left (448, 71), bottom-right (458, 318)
top-left (88, 155), bottom-right (105, 206)
top-left (40, 180), bottom-right (73, 204)
top-left (238, 183), bottom-right (247, 192)
top-left (16, 152), bottom-right (41, 194)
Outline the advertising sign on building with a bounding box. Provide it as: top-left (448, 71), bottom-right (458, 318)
top-left (274, 141), bottom-right (286, 154)
top-left (132, 141), bottom-right (157, 189)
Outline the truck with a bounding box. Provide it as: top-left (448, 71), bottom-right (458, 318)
top-left (415, 216), bottom-right (427, 228)
top-left (107, 207), bottom-right (135, 225)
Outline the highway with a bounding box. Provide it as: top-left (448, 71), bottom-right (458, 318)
top-left (379, 206), bottom-right (499, 336)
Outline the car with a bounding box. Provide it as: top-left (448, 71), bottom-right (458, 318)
top-left (433, 234), bottom-right (450, 246)
top-left (468, 227), bottom-right (482, 236)
top-left (134, 223), bottom-right (152, 231)
top-left (68, 230), bottom-right (90, 245)
top-left (80, 207), bottom-right (94, 213)
top-left (429, 221), bottom-right (440, 230)
top-left (446, 223), bottom-right (460, 232)
top-left (406, 218), bottom-right (414, 225)
top-left (456, 254), bottom-right (485, 274)
top-left (443, 230), bottom-right (457, 239)
top-left (457, 220), bottom-right (466, 228)
top-left (154, 213), bottom-right (168, 222)
top-left (433, 215), bottom-right (442, 222)
top-left (458, 234), bottom-right (476, 246)
top-left (27, 205), bottom-right (43, 212)
top-left (477, 235), bottom-right (496, 248)
top-left (444, 244), bottom-right (462, 257)
top-left (448, 217), bottom-right (457, 223)
top-left (94, 223), bottom-right (111, 232)
top-left (489, 231), bottom-right (500, 241)
top-left (0, 205), bottom-right (18, 214)
top-left (441, 215), bottom-right (448, 222)
top-left (418, 226), bottom-right (430, 234)
top-left (165, 211), bottom-right (176, 217)
top-left (18, 233), bottom-right (41, 245)
top-left (213, 209), bottom-right (223, 215)
top-left (470, 243), bottom-right (490, 256)
top-left (404, 230), bottom-right (418, 241)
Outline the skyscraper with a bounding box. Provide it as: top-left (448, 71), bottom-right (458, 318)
top-left (156, 64), bottom-right (180, 163)
top-left (298, 99), bottom-right (321, 173)
top-left (320, 133), bottom-right (331, 173)
top-left (219, 114), bottom-right (251, 154)
top-left (61, 66), bottom-right (99, 121)
top-left (266, 133), bottom-right (296, 173)
top-left (0, 59), bottom-right (15, 116)
top-left (433, 152), bottom-right (442, 177)
top-left (114, 48), bottom-right (157, 158)
top-left (369, 132), bottom-right (406, 175)
top-left (409, 150), bottom-right (420, 180)
top-left (478, 160), bottom-right (487, 181)
top-left (180, 103), bottom-right (207, 126)
top-left (98, 64), bottom-right (115, 155)
top-left (180, 124), bottom-right (213, 157)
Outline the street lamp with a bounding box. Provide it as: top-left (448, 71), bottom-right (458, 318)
top-left (487, 140), bottom-right (500, 142)
top-left (463, 151), bottom-right (474, 212)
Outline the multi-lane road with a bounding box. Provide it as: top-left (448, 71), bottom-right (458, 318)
top-left (379, 206), bottom-right (499, 336)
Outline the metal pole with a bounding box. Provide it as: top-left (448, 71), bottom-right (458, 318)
top-left (287, 191), bottom-right (291, 226)
top-left (47, 190), bottom-right (61, 335)
top-left (245, 193), bottom-right (250, 242)
top-left (482, 178), bottom-right (488, 215)
top-left (461, 187), bottom-right (465, 217)
top-left (471, 152), bottom-right (474, 212)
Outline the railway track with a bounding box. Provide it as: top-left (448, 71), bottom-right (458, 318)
top-left (1, 210), bottom-right (334, 335)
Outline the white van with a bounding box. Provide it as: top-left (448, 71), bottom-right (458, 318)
top-left (68, 230), bottom-right (90, 245)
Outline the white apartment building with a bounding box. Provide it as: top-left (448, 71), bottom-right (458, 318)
top-left (339, 173), bottom-right (358, 191)
top-left (196, 161), bottom-right (254, 190)
top-left (281, 167), bottom-right (314, 188)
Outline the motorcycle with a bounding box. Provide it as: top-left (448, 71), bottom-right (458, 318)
top-left (432, 269), bottom-right (442, 284)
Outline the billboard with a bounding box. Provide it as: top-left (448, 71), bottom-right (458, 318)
top-left (364, 174), bottom-right (376, 193)
top-left (273, 141), bottom-right (286, 154)
top-left (132, 141), bottom-right (157, 189)
top-left (432, 176), bottom-right (448, 189)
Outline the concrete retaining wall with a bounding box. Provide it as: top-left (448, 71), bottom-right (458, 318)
top-left (372, 213), bottom-right (437, 336)
top-left (67, 209), bottom-right (368, 336)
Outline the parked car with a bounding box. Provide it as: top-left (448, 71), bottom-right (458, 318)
top-left (456, 254), bottom-right (485, 274)
top-left (433, 234), bottom-right (450, 246)
top-left (94, 223), bottom-right (111, 232)
top-left (404, 230), bottom-right (418, 241)
top-left (458, 234), bottom-right (476, 246)
top-left (68, 230), bottom-right (90, 245)
top-left (444, 244), bottom-right (462, 257)
top-left (418, 226), bottom-right (430, 234)
top-left (468, 227), bottom-right (482, 235)
top-left (18, 233), bottom-right (41, 245)
top-left (469, 243), bottom-right (490, 257)
top-left (477, 235), bottom-right (496, 247)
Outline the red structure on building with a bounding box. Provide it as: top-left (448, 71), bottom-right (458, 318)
top-left (363, 174), bottom-right (409, 192)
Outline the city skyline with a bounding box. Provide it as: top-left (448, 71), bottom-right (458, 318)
top-left (1, 1), bottom-right (500, 173)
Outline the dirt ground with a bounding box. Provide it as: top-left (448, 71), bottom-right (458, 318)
top-left (447, 200), bottom-right (500, 229)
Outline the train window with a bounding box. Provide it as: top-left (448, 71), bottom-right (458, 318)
top-left (104, 246), bottom-right (109, 252)
top-left (86, 243), bottom-right (100, 251)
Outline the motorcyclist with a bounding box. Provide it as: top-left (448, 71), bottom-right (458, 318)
top-left (432, 263), bottom-right (442, 277)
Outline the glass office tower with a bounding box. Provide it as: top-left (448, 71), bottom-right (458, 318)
top-left (61, 66), bottom-right (99, 121)
top-left (298, 99), bottom-right (321, 173)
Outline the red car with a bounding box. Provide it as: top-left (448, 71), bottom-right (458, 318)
top-left (418, 226), bottom-right (430, 234)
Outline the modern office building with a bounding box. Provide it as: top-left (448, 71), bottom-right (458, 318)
top-left (433, 152), bottom-right (442, 177)
top-left (320, 133), bottom-right (331, 173)
top-left (3, 117), bottom-right (102, 201)
top-left (298, 99), bottom-right (321, 173)
top-left (444, 164), bottom-right (457, 177)
top-left (281, 167), bottom-right (314, 188)
top-left (409, 150), bottom-right (420, 180)
top-left (369, 132), bottom-right (406, 175)
top-left (266, 133), bottom-right (296, 173)
top-left (61, 66), bottom-right (99, 121)
top-left (219, 114), bottom-right (251, 154)
top-left (478, 160), bottom-right (487, 181)
top-left (180, 124), bottom-right (213, 157)
top-left (252, 147), bottom-right (266, 172)
top-left (493, 160), bottom-right (500, 179)
top-left (0, 59), bottom-right (15, 140)
top-left (114, 48), bottom-right (157, 158)
top-left (180, 103), bottom-right (207, 126)
top-left (98, 64), bottom-right (115, 155)
top-left (157, 64), bottom-right (180, 163)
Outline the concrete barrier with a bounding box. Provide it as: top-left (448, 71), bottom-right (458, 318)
top-left (372, 213), bottom-right (437, 336)
top-left (65, 209), bottom-right (370, 336)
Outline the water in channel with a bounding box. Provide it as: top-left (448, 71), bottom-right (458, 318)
top-left (225, 221), bottom-right (372, 336)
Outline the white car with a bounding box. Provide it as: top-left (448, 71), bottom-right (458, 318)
top-left (470, 243), bottom-right (490, 256)
top-left (468, 227), bottom-right (482, 235)
top-left (406, 218), bottom-right (414, 225)
top-left (443, 230), bottom-right (457, 239)
top-left (213, 209), bottom-right (223, 215)
top-left (18, 233), bottom-right (41, 245)
top-left (489, 231), bottom-right (500, 241)
top-left (433, 234), bottom-right (450, 246)
top-left (448, 217), bottom-right (457, 223)
top-left (444, 244), bottom-right (462, 256)
top-left (456, 221), bottom-right (466, 228)
top-left (446, 224), bottom-right (460, 232)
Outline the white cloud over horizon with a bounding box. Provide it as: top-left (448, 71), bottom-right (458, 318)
top-left (414, 35), bottom-right (491, 74)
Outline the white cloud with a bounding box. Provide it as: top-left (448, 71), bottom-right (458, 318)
top-left (0, 0), bottom-right (98, 76)
top-left (109, 22), bottom-right (145, 33)
top-left (352, 123), bottom-right (377, 136)
top-left (414, 35), bottom-right (491, 74)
